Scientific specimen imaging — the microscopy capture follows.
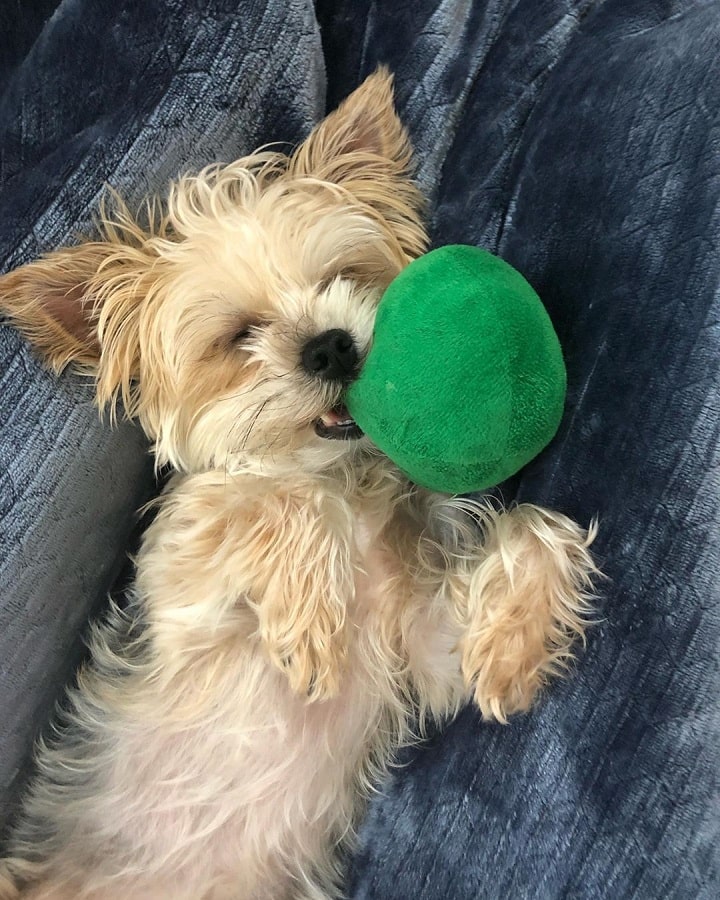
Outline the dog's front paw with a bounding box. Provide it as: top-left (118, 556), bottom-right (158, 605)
top-left (254, 557), bottom-right (349, 702)
top-left (274, 629), bottom-right (346, 702)
top-left (459, 504), bottom-right (598, 723)
top-left (242, 489), bottom-right (354, 703)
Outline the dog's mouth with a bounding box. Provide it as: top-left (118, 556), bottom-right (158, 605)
top-left (314, 404), bottom-right (363, 441)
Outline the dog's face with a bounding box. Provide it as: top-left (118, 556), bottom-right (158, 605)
top-left (0, 70), bottom-right (426, 477)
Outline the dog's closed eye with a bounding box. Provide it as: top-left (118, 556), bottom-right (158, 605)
top-left (230, 316), bottom-right (269, 347)
top-left (232, 324), bottom-right (255, 344)
top-left (318, 265), bottom-right (393, 293)
top-left (317, 272), bottom-right (346, 293)
top-left (203, 317), bottom-right (269, 358)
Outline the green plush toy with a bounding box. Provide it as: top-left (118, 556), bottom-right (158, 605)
top-left (346, 245), bottom-right (566, 494)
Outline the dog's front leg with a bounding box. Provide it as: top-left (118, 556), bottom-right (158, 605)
top-left (139, 473), bottom-right (355, 701)
top-left (248, 484), bottom-right (356, 701)
top-left (435, 500), bottom-right (598, 723)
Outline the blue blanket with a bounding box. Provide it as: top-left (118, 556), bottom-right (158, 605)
top-left (1, 1), bottom-right (718, 896)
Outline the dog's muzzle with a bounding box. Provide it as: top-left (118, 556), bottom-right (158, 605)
top-left (302, 329), bottom-right (363, 440)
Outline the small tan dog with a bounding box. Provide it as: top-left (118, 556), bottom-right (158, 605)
top-left (0, 70), bottom-right (596, 900)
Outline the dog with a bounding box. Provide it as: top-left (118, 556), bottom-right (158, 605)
top-left (0, 70), bottom-right (597, 899)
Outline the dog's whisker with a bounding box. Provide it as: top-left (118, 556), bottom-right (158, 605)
top-left (214, 373), bottom-right (291, 406)
top-left (239, 397), bottom-right (272, 451)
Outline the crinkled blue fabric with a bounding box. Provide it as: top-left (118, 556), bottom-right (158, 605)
top-left (1, 1), bottom-right (719, 897)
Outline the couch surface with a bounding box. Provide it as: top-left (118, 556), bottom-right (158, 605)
top-left (1, 2), bottom-right (718, 896)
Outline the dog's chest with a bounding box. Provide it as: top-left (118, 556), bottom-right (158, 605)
top-left (352, 513), bottom-right (402, 611)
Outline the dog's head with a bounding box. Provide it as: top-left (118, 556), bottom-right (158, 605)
top-left (0, 70), bottom-right (426, 477)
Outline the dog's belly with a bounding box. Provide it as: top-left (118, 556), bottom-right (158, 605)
top-left (87, 600), bottom-right (400, 894)
top-left (28, 511), bottom-right (422, 896)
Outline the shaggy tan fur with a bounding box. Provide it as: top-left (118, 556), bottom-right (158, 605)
top-left (0, 70), bottom-right (598, 900)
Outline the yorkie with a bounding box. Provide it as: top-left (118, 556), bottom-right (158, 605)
top-left (0, 70), bottom-right (596, 899)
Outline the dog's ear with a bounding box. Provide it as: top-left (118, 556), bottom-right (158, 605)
top-left (0, 211), bottom-right (157, 412)
top-left (292, 67), bottom-right (426, 260)
top-left (0, 243), bottom-right (112, 372)
top-left (293, 67), bottom-right (413, 180)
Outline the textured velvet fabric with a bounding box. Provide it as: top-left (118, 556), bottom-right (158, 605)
top-left (1, 1), bottom-right (719, 897)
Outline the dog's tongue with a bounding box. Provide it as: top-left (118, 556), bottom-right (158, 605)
top-left (320, 404), bottom-right (356, 428)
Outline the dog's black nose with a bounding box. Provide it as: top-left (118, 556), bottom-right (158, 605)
top-left (301, 329), bottom-right (358, 381)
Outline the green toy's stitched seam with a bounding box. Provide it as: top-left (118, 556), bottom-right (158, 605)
top-left (453, 250), bottom-right (514, 471)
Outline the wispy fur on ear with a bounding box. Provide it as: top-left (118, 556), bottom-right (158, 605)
top-left (292, 68), bottom-right (412, 177)
top-left (0, 242), bottom-right (108, 373)
top-left (89, 198), bottom-right (171, 421)
top-left (290, 67), bottom-right (427, 263)
top-left (0, 196), bottom-right (167, 421)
